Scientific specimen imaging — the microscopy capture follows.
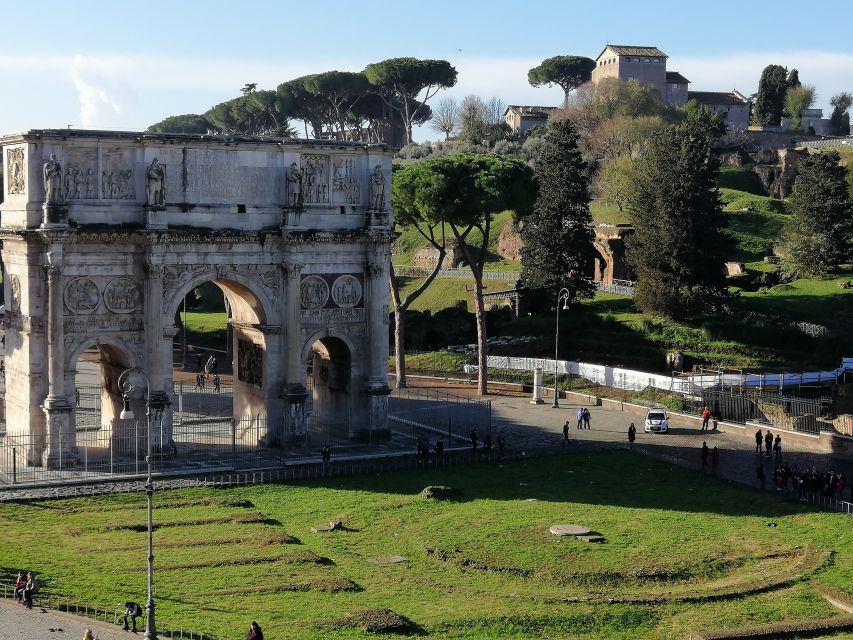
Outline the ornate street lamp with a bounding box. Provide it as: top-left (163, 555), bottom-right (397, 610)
top-left (552, 288), bottom-right (570, 408)
top-left (118, 367), bottom-right (169, 640)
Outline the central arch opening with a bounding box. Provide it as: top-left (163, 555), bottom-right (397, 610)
top-left (171, 277), bottom-right (269, 430)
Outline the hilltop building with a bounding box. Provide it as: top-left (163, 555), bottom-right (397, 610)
top-left (504, 105), bottom-right (558, 138)
top-left (591, 44), bottom-right (750, 129)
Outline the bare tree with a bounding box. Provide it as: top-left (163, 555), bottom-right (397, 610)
top-left (484, 96), bottom-right (507, 124)
top-left (430, 97), bottom-right (459, 140)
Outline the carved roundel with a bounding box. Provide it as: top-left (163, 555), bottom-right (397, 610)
top-left (300, 275), bottom-right (329, 310)
top-left (9, 275), bottom-right (21, 312)
top-left (104, 277), bottom-right (142, 314)
top-left (64, 277), bottom-right (101, 314)
top-left (331, 274), bottom-right (363, 308)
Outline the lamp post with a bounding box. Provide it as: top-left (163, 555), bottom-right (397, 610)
top-left (552, 288), bottom-right (570, 409)
top-left (118, 367), bottom-right (169, 640)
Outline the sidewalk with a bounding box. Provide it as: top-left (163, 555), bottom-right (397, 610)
top-left (0, 599), bottom-right (130, 640)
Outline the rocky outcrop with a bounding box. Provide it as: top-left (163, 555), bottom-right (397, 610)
top-left (497, 223), bottom-right (523, 262)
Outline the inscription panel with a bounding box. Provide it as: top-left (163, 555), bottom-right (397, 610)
top-left (301, 307), bottom-right (365, 325)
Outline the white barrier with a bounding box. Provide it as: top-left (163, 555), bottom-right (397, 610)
top-left (485, 356), bottom-right (853, 395)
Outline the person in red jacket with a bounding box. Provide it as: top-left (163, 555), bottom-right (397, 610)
top-left (701, 407), bottom-right (711, 431)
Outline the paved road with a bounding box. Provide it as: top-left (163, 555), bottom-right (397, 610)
top-left (0, 599), bottom-right (131, 640)
top-left (414, 379), bottom-right (853, 499)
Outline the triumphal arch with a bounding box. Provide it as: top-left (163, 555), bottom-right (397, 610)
top-left (1, 130), bottom-right (394, 467)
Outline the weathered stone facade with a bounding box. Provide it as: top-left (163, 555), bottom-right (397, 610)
top-left (0, 130), bottom-right (394, 467)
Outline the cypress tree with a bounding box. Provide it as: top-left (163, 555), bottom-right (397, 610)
top-left (753, 64), bottom-right (789, 126)
top-left (776, 152), bottom-right (853, 276)
top-left (624, 121), bottom-right (728, 317)
top-left (519, 119), bottom-right (595, 305)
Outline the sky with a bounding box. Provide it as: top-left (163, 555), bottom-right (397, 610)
top-left (1, 0), bottom-right (852, 142)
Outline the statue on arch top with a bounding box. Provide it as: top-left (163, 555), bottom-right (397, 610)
top-left (43, 154), bottom-right (63, 204)
top-left (146, 158), bottom-right (166, 206)
top-left (368, 164), bottom-right (386, 211)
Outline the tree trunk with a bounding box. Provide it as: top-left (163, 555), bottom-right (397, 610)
top-left (473, 276), bottom-right (488, 396)
top-left (394, 308), bottom-right (406, 389)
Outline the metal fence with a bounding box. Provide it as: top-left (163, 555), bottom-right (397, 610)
top-left (683, 388), bottom-right (831, 435)
top-left (0, 416), bottom-right (275, 485)
top-left (393, 266), bottom-right (518, 281)
top-left (594, 279), bottom-right (637, 297)
top-left (389, 387), bottom-right (491, 444)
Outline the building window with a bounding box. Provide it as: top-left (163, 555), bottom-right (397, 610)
top-left (643, 58), bottom-right (650, 63)
top-left (671, 84), bottom-right (679, 90)
top-left (653, 58), bottom-right (661, 63)
top-left (628, 76), bottom-right (635, 81)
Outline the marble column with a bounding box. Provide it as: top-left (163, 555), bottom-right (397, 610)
top-left (282, 262), bottom-right (308, 439)
top-left (41, 260), bottom-right (74, 468)
top-left (365, 259), bottom-right (391, 439)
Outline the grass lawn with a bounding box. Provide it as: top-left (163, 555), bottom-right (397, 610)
top-left (739, 265), bottom-right (853, 333)
top-left (0, 452), bottom-right (849, 639)
top-left (182, 311), bottom-right (227, 334)
top-left (394, 276), bottom-right (516, 313)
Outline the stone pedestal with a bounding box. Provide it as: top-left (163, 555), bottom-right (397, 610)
top-left (284, 383), bottom-right (308, 440)
top-left (42, 397), bottom-right (75, 468)
top-left (144, 206), bottom-right (167, 229)
top-left (531, 367), bottom-right (544, 404)
top-left (366, 380), bottom-right (391, 441)
top-left (41, 204), bottom-right (69, 229)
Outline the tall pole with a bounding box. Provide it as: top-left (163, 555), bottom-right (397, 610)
top-left (145, 379), bottom-right (156, 640)
top-left (552, 288), bottom-right (570, 409)
top-left (118, 367), bottom-right (159, 640)
top-left (553, 301), bottom-right (561, 408)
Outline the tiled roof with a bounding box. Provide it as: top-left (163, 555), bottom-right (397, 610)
top-left (666, 71), bottom-right (691, 84)
top-left (688, 91), bottom-right (749, 106)
top-left (597, 45), bottom-right (668, 59)
top-left (504, 105), bottom-right (558, 116)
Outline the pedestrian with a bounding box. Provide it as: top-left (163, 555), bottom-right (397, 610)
top-left (245, 620), bottom-right (264, 640)
top-left (434, 437), bottom-right (444, 461)
top-left (756, 463), bottom-right (766, 490)
top-left (121, 601), bottom-right (143, 632)
top-left (576, 407), bottom-right (583, 429)
top-left (211, 356), bottom-right (218, 374)
top-left (710, 446), bottom-right (719, 475)
top-left (13, 571), bottom-right (25, 602)
top-left (764, 431), bottom-right (773, 457)
top-left (755, 429), bottom-right (763, 454)
top-left (562, 420), bottom-right (570, 443)
top-left (205, 355), bottom-right (216, 378)
top-left (773, 435), bottom-right (782, 461)
top-left (212, 374), bottom-right (221, 393)
top-left (497, 432), bottom-right (505, 460)
top-left (22, 572), bottom-right (38, 609)
top-left (83, 629), bottom-right (94, 640)
top-left (196, 353), bottom-right (203, 372)
top-left (483, 432), bottom-right (492, 453)
top-left (583, 407), bottom-right (591, 430)
top-left (320, 445), bottom-right (331, 465)
top-left (470, 428), bottom-right (478, 452)
top-left (700, 441), bottom-right (709, 472)
top-left (701, 406), bottom-right (711, 431)
top-left (627, 423), bottom-right (636, 451)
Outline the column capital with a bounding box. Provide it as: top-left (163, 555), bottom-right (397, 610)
top-left (44, 264), bottom-right (62, 280)
top-left (145, 264), bottom-right (165, 279)
top-left (364, 262), bottom-right (384, 280)
top-left (284, 263), bottom-right (305, 278)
